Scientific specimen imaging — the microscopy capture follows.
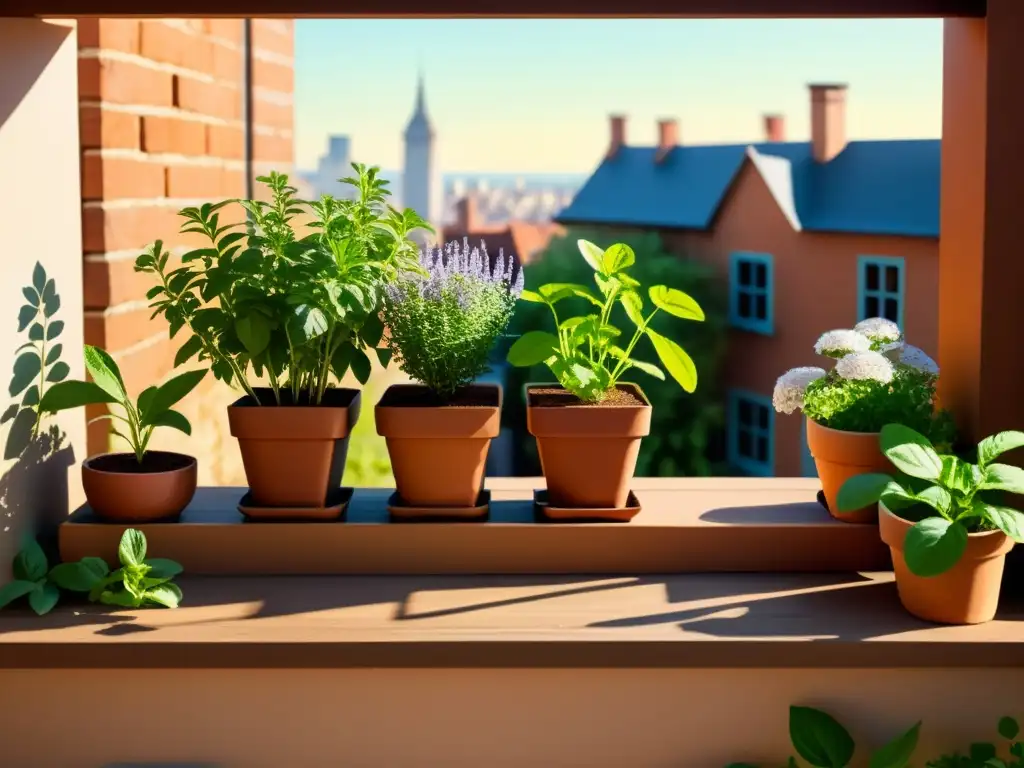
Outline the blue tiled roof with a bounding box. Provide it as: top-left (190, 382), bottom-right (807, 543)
top-left (557, 139), bottom-right (941, 238)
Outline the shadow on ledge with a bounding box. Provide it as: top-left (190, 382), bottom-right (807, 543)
top-left (699, 500), bottom-right (833, 525)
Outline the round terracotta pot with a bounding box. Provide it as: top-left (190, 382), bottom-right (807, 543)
top-left (880, 503), bottom-right (1013, 624)
top-left (527, 383), bottom-right (652, 510)
top-left (82, 451), bottom-right (197, 522)
top-left (806, 418), bottom-right (890, 523)
top-left (375, 383), bottom-right (501, 508)
top-left (227, 387), bottom-right (361, 508)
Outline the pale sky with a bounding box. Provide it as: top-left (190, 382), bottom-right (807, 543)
top-left (293, 19), bottom-right (943, 175)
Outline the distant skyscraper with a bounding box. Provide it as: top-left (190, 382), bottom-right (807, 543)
top-left (312, 134), bottom-right (354, 198)
top-left (403, 74), bottom-right (439, 235)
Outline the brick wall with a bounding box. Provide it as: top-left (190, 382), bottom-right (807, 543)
top-left (78, 18), bottom-right (294, 483)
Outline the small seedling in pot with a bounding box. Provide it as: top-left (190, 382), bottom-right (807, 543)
top-left (38, 345), bottom-right (206, 464)
top-left (0, 529), bottom-right (183, 614)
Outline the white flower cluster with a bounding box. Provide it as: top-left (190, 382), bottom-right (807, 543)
top-left (835, 350), bottom-right (895, 384)
top-left (771, 317), bottom-right (938, 414)
top-left (772, 366), bottom-right (826, 414)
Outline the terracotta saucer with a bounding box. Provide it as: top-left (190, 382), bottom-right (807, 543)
top-left (387, 490), bottom-right (490, 522)
top-left (533, 490), bottom-right (641, 523)
top-left (238, 487), bottom-right (354, 522)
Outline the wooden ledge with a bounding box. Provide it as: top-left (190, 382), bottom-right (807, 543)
top-left (58, 478), bottom-right (891, 575)
top-left (1, 572), bottom-right (1023, 669)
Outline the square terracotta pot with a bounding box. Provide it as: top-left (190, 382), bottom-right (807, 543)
top-left (227, 387), bottom-right (361, 508)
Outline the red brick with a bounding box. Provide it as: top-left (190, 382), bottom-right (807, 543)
top-left (79, 106), bottom-right (140, 150)
top-left (85, 306), bottom-right (166, 356)
top-left (141, 115), bottom-right (207, 156)
top-left (251, 20), bottom-right (294, 57)
top-left (83, 205), bottom-right (185, 253)
top-left (140, 20), bottom-right (214, 73)
top-left (206, 123), bottom-right (244, 159)
top-left (252, 57), bottom-right (293, 93)
top-left (173, 76), bottom-right (240, 120)
top-left (253, 132), bottom-right (293, 164)
top-left (82, 155), bottom-right (166, 201)
top-left (77, 19), bottom-right (140, 53)
top-left (79, 57), bottom-right (174, 107)
top-left (205, 19), bottom-right (243, 44)
top-left (251, 97), bottom-right (292, 131)
top-left (84, 253), bottom-right (185, 310)
top-left (165, 164), bottom-right (236, 199)
top-left (210, 43), bottom-right (242, 82)
top-left (222, 169), bottom-right (246, 197)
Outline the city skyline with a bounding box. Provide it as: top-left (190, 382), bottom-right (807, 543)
top-left (294, 18), bottom-right (943, 174)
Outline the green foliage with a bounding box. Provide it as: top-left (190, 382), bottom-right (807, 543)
top-left (0, 529), bottom-right (183, 615)
top-left (3, 261), bottom-right (68, 459)
top-left (802, 369), bottom-right (955, 449)
top-left (506, 236), bottom-right (705, 403)
top-left (725, 705), bottom-right (920, 768)
top-left (837, 424), bottom-right (1024, 576)
top-left (37, 345), bottom-right (205, 463)
top-left (381, 239), bottom-right (520, 399)
top-left (926, 716), bottom-right (1023, 767)
top-left (135, 165), bottom-right (430, 406)
top-left (504, 230), bottom-right (727, 476)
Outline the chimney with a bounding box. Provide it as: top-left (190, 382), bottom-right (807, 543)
top-left (655, 118), bottom-right (678, 163)
top-left (809, 83), bottom-right (848, 162)
top-left (607, 114), bottom-right (626, 159)
top-left (456, 195), bottom-right (478, 231)
top-left (763, 114), bottom-right (785, 143)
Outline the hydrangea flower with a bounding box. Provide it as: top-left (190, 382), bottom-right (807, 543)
top-left (854, 317), bottom-right (902, 345)
top-left (835, 350), bottom-right (895, 384)
top-left (814, 329), bottom-right (872, 358)
top-left (772, 366), bottom-right (827, 414)
top-left (899, 344), bottom-right (939, 376)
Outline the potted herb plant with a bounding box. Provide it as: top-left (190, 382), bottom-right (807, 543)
top-left (37, 345), bottom-right (205, 522)
top-left (375, 238), bottom-right (522, 516)
top-left (505, 238), bottom-right (704, 514)
top-left (136, 165), bottom-right (428, 517)
top-left (773, 318), bottom-right (954, 523)
top-left (837, 424), bottom-right (1024, 624)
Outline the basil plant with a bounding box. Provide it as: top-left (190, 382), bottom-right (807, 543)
top-left (837, 423), bottom-right (1024, 576)
top-left (506, 238), bottom-right (705, 403)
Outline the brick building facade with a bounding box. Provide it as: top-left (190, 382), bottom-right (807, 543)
top-left (77, 18), bottom-right (294, 483)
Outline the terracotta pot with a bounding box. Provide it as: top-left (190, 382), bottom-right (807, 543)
top-left (227, 387), bottom-right (360, 508)
top-left (880, 503), bottom-right (1013, 624)
top-left (375, 383), bottom-right (501, 507)
top-left (527, 383), bottom-right (651, 509)
top-left (82, 451), bottom-right (197, 522)
top-left (806, 418), bottom-right (890, 523)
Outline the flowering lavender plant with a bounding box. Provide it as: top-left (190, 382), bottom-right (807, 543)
top-left (773, 317), bottom-right (954, 445)
top-left (382, 238), bottom-right (523, 400)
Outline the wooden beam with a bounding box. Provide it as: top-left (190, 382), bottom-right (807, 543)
top-left (939, 2), bottom-right (1024, 444)
top-left (10, 0), bottom-right (985, 19)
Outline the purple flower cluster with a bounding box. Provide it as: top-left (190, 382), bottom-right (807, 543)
top-left (387, 237), bottom-right (525, 309)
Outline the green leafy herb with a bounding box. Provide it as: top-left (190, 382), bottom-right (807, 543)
top-left (135, 165), bottom-right (431, 407)
top-left (382, 238), bottom-right (522, 399)
top-left (37, 345), bottom-right (205, 463)
top-left (926, 716), bottom-right (1022, 767)
top-left (505, 238), bottom-right (705, 402)
top-left (0, 530), bottom-right (184, 615)
top-left (837, 424), bottom-right (1024, 576)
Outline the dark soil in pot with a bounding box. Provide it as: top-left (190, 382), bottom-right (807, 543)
top-left (82, 450), bottom-right (197, 523)
top-left (375, 383), bottom-right (501, 508)
top-left (526, 383), bottom-right (652, 510)
top-left (228, 387), bottom-right (361, 509)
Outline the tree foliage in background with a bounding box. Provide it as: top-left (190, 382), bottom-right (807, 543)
top-left (504, 229), bottom-right (729, 477)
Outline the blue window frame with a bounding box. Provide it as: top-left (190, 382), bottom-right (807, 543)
top-left (857, 255), bottom-right (905, 328)
top-left (800, 419), bottom-right (817, 478)
top-left (727, 390), bottom-right (774, 477)
top-left (728, 251), bottom-right (774, 335)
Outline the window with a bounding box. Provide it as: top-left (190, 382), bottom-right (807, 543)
top-left (857, 255), bottom-right (905, 328)
top-left (727, 390), bottom-right (774, 476)
top-left (728, 251), bottom-right (774, 334)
